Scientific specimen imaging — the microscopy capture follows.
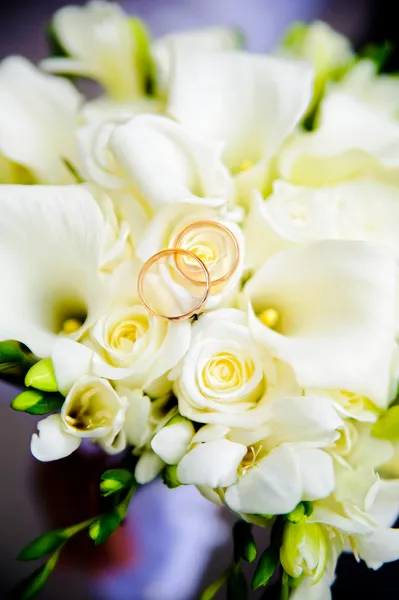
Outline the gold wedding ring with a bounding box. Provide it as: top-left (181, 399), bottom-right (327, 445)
top-left (137, 248), bottom-right (210, 321)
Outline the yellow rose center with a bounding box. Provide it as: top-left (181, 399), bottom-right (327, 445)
top-left (109, 314), bottom-right (149, 352)
top-left (203, 352), bottom-right (255, 391)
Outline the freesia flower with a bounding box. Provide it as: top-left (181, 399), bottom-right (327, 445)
top-left (31, 376), bottom-right (127, 461)
top-left (41, 1), bottom-right (153, 101)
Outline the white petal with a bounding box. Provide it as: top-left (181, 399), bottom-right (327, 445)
top-left (0, 185), bottom-right (107, 357)
top-left (135, 450), bottom-right (165, 485)
top-left (297, 448), bottom-right (335, 502)
top-left (280, 92), bottom-right (399, 185)
top-left (52, 339), bottom-right (94, 395)
top-left (177, 439), bottom-right (247, 488)
top-left (0, 57), bottom-right (81, 183)
top-left (110, 114), bottom-right (232, 209)
top-left (270, 395), bottom-right (343, 446)
top-left (154, 26), bottom-right (242, 95)
top-left (243, 189), bottom-right (292, 268)
top-left (151, 419), bottom-right (195, 465)
top-left (119, 388), bottom-right (151, 448)
top-left (291, 572), bottom-right (333, 600)
top-left (168, 51), bottom-right (313, 172)
top-left (225, 445), bottom-right (301, 515)
top-left (368, 479), bottom-right (399, 528)
top-left (246, 240), bottom-right (397, 407)
top-left (356, 527), bottom-right (399, 569)
top-left (31, 414), bottom-right (80, 462)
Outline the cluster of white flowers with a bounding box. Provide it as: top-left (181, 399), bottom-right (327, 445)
top-left (3, 4), bottom-right (399, 598)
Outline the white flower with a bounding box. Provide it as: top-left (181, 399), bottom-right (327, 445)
top-left (173, 309), bottom-right (285, 428)
top-left (339, 59), bottom-right (399, 120)
top-left (168, 50), bottom-right (313, 202)
top-left (31, 376), bottom-right (127, 461)
top-left (278, 21), bottom-right (353, 112)
top-left (90, 298), bottom-right (191, 395)
top-left (153, 26), bottom-right (242, 97)
top-left (41, 1), bottom-right (152, 101)
top-left (136, 203), bottom-right (244, 309)
top-left (119, 387), bottom-right (177, 483)
top-left (244, 240), bottom-right (397, 407)
top-left (0, 185), bottom-right (110, 358)
top-left (311, 465), bottom-right (399, 570)
top-left (178, 394), bottom-right (341, 514)
top-left (279, 91), bottom-right (399, 186)
top-left (0, 57), bottom-right (81, 183)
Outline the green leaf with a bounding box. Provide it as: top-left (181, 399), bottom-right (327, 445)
top-left (13, 549), bottom-right (61, 600)
top-left (0, 341), bottom-right (25, 363)
top-left (100, 469), bottom-right (135, 497)
top-left (233, 520), bottom-right (257, 563)
top-left (17, 530), bottom-right (67, 561)
top-left (252, 545), bottom-right (280, 590)
top-left (198, 568), bottom-right (230, 600)
top-left (11, 390), bottom-right (64, 415)
top-left (227, 566), bottom-right (248, 600)
top-left (162, 465), bottom-right (181, 489)
top-left (88, 511), bottom-right (122, 546)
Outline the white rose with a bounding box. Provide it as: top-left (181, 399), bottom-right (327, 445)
top-left (172, 308), bottom-right (292, 428)
top-left (90, 274), bottom-right (191, 394)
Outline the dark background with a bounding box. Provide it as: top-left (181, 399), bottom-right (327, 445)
top-left (1, 1), bottom-right (399, 598)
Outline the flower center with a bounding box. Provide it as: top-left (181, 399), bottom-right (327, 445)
top-left (257, 308), bottom-right (280, 330)
top-left (203, 352), bottom-right (255, 391)
top-left (109, 314), bottom-right (149, 352)
top-left (65, 387), bottom-right (114, 431)
top-left (238, 444), bottom-right (264, 475)
top-left (62, 318), bottom-right (84, 335)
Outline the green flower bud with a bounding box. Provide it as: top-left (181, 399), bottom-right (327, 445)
top-left (25, 358), bottom-right (58, 392)
top-left (372, 405), bottom-right (399, 442)
top-left (280, 522), bottom-right (328, 584)
top-left (11, 389), bottom-right (64, 415)
top-left (100, 469), bottom-right (135, 497)
top-left (162, 465), bottom-right (181, 489)
top-left (233, 520), bottom-right (257, 563)
top-left (287, 501), bottom-right (314, 523)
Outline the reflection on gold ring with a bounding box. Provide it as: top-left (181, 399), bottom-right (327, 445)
top-left (173, 220), bottom-right (240, 287)
top-left (137, 248), bottom-right (210, 321)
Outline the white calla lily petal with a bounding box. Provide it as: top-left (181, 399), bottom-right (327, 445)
top-left (168, 51), bottom-right (313, 176)
top-left (0, 57), bottom-right (81, 183)
top-left (0, 185), bottom-right (108, 357)
top-left (280, 92), bottom-right (399, 185)
top-left (246, 240), bottom-right (397, 407)
top-left (31, 414), bottom-right (81, 462)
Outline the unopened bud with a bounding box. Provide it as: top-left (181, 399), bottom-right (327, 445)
top-left (25, 358), bottom-right (58, 392)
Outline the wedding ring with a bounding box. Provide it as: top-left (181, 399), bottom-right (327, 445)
top-left (173, 220), bottom-right (240, 287)
top-left (137, 248), bottom-right (210, 321)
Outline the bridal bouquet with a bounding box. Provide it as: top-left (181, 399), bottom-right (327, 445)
top-left (3, 3), bottom-right (399, 598)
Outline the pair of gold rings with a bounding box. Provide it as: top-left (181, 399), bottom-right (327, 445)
top-left (137, 220), bottom-right (240, 321)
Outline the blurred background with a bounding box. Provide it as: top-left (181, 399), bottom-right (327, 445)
top-left (1, 1), bottom-right (399, 599)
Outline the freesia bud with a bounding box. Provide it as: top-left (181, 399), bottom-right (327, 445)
top-left (25, 358), bottom-right (58, 392)
top-left (280, 522), bottom-right (328, 584)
